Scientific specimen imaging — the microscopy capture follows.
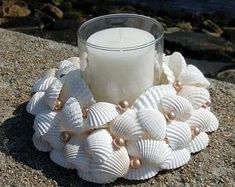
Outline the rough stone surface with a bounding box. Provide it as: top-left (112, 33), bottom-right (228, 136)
top-left (0, 29), bottom-right (234, 187)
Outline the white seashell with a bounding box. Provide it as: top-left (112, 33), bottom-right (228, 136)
top-left (205, 111), bottom-right (219, 132)
top-left (32, 76), bottom-right (57, 93)
top-left (56, 64), bottom-right (79, 79)
top-left (50, 149), bottom-right (74, 169)
top-left (78, 171), bottom-right (102, 184)
top-left (110, 109), bottom-right (143, 141)
top-left (33, 110), bottom-right (60, 137)
top-left (42, 123), bottom-right (65, 150)
top-left (127, 139), bottom-right (172, 168)
top-left (67, 57), bottom-right (80, 64)
top-left (91, 147), bottom-right (130, 184)
top-left (125, 164), bottom-right (160, 180)
top-left (179, 65), bottom-right (210, 88)
top-left (42, 68), bottom-right (56, 78)
top-left (133, 85), bottom-right (176, 111)
top-left (163, 148), bottom-right (191, 169)
top-left (32, 133), bottom-right (51, 152)
top-left (159, 95), bottom-right (193, 121)
top-left (85, 102), bottom-right (119, 129)
top-left (61, 70), bottom-right (96, 108)
top-left (86, 129), bottom-right (113, 163)
top-left (168, 52), bottom-right (187, 78)
top-left (178, 86), bottom-right (210, 109)
top-left (26, 92), bottom-right (49, 115)
top-left (44, 79), bottom-right (64, 110)
top-left (161, 62), bottom-right (175, 84)
top-left (188, 132), bottom-right (209, 153)
top-left (137, 109), bottom-right (166, 140)
top-left (166, 121), bottom-right (192, 150)
top-left (64, 138), bottom-right (90, 172)
top-left (62, 97), bottom-right (83, 134)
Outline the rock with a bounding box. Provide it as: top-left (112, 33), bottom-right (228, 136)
top-left (176, 22), bottom-right (192, 32)
top-left (165, 27), bottom-right (181, 34)
top-left (202, 19), bottom-right (223, 37)
top-left (222, 27), bottom-right (235, 44)
top-left (165, 31), bottom-right (235, 62)
top-left (3, 1), bottom-right (30, 17)
top-left (40, 3), bottom-right (63, 19)
top-left (217, 69), bottom-right (235, 84)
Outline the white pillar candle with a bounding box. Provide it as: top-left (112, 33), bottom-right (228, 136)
top-left (86, 27), bottom-right (155, 104)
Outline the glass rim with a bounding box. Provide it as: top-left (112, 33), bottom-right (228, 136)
top-left (77, 13), bottom-right (164, 51)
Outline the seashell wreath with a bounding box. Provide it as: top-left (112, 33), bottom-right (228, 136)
top-left (27, 52), bottom-right (219, 184)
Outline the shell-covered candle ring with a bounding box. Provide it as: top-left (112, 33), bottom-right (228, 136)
top-left (27, 51), bottom-right (219, 184)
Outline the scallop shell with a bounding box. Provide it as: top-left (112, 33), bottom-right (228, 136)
top-left (44, 79), bottom-right (64, 110)
top-left (133, 85), bottom-right (176, 111)
top-left (179, 65), bottom-right (210, 88)
top-left (78, 171), bottom-right (102, 184)
top-left (67, 57), bottom-right (80, 64)
top-left (56, 64), bottom-right (79, 79)
top-left (61, 70), bottom-right (96, 108)
top-left (33, 110), bottom-right (60, 137)
top-left (86, 129), bottom-right (113, 163)
top-left (26, 92), bottom-right (49, 115)
top-left (32, 76), bottom-right (57, 93)
top-left (178, 86), bottom-right (210, 109)
top-left (163, 148), bottom-right (191, 169)
top-left (85, 102), bottom-right (119, 129)
top-left (62, 97), bottom-right (83, 134)
top-left (50, 149), bottom-right (74, 169)
top-left (32, 133), bottom-right (51, 152)
top-left (110, 109), bottom-right (143, 141)
top-left (166, 121), bottom-right (192, 150)
top-left (57, 58), bottom-right (80, 71)
top-left (127, 139), bottom-right (172, 168)
top-left (64, 138), bottom-right (90, 172)
top-left (205, 111), bottom-right (219, 132)
top-left (161, 61), bottom-right (175, 84)
top-left (137, 109), bottom-right (166, 140)
top-left (91, 147), bottom-right (130, 184)
top-left (168, 52), bottom-right (187, 78)
top-left (42, 68), bottom-right (56, 78)
top-left (159, 95), bottom-right (193, 121)
top-left (188, 132), bottom-right (209, 153)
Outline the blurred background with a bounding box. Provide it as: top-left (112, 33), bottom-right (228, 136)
top-left (0, 0), bottom-right (235, 83)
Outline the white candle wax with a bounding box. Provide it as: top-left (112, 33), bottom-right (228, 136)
top-left (86, 27), bottom-right (155, 104)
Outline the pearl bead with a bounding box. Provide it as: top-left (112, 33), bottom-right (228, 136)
top-left (113, 138), bottom-right (126, 148)
top-left (82, 108), bottom-right (89, 118)
top-left (165, 111), bottom-right (176, 121)
top-left (60, 131), bottom-right (71, 142)
top-left (130, 158), bottom-right (142, 169)
top-left (117, 101), bottom-right (129, 112)
top-left (192, 127), bottom-right (200, 137)
top-left (173, 81), bottom-right (183, 92)
top-left (54, 100), bottom-right (63, 111)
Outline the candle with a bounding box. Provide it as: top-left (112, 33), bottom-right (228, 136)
top-left (86, 27), bottom-right (155, 104)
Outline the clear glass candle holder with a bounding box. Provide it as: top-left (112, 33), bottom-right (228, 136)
top-left (77, 14), bottom-right (164, 105)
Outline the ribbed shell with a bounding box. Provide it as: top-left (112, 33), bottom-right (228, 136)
top-left (78, 171), bottom-right (103, 184)
top-left (44, 79), bottom-right (64, 110)
top-left (64, 138), bottom-right (90, 172)
top-left (161, 60), bottom-right (175, 84)
top-left (110, 110), bottom-right (143, 141)
top-left (179, 65), bottom-right (210, 88)
top-left (137, 109), bottom-right (166, 140)
top-left (33, 110), bottom-right (60, 137)
top-left (168, 52), bottom-right (187, 78)
top-left (61, 70), bottom-right (96, 108)
top-left (133, 85), bottom-right (176, 111)
top-left (67, 57), bottom-right (80, 64)
top-left (163, 148), bottom-right (191, 169)
top-left (32, 133), bottom-right (51, 152)
top-left (85, 102), bottom-right (119, 129)
top-left (178, 86), bottom-right (210, 109)
top-left (188, 132), bottom-right (209, 153)
top-left (127, 139), bottom-right (172, 168)
top-left (166, 121), bottom-right (192, 150)
top-left (56, 64), bottom-right (79, 79)
top-left (91, 147), bottom-right (130, 184)
top-left (159, 95), bottom-right (193, 121)
top-left (86, 129), bottom-right (113, 163)
top-left (62, 97), bottom-right (83, 134)
top-left (42, 68), bottom-right (56, 78)
top-left (32, 76), bottom-right (57, 93)
top-left (50, 149), bottom-right (74, 169)
top-left (26, 91), bottom-right (49, 115)
top-left (205, 111), bottom-right (219, 132)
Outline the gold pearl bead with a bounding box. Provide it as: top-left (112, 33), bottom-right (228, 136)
top-left (54, 100), bottom-right (63, 111)
top-left (113, 138), bottom-right (126, 148)
top-left (130, 158), bottom-right (142, 169)
top-left (60, 131), bottom-right (71, 142)
top-left (165, 111), bottom-right (176, 121)
top-left (82, 108), bottom-right (89, 118)
top-left (117, 100), bottom-right (129, 112)
top-left (192, 127), bottom-right (200, 137)
top-left (173, 81), bottom-right (183, 92)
